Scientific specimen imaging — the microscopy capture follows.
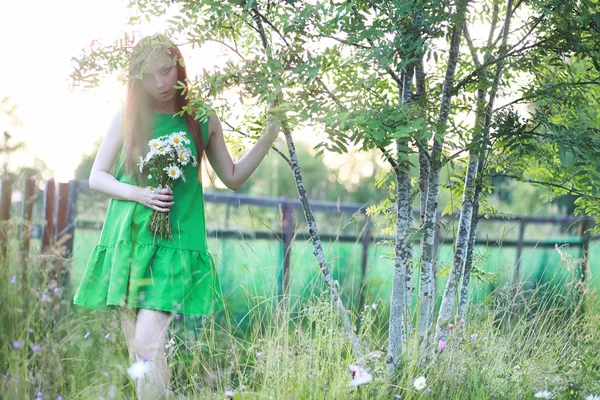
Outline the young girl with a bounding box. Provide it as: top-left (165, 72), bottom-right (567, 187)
top-left (72, 34), bottom-right (281, 399)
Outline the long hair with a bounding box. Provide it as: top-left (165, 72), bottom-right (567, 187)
top-left (123, 34), bottom-right (205, 183)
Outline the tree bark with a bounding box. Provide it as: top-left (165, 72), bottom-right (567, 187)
top-left (386, 68), bottom-right (415, 379)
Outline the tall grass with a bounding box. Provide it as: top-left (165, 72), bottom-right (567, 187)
top-left (1, 236), bottom-right (599, 399)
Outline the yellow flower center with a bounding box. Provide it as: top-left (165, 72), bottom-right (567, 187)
top-left (170, 170), bottom-right (177, 176)
top-left (152, 143), bottom-right (159, 148)
top-left (174, 138), bottom-right (180, 143)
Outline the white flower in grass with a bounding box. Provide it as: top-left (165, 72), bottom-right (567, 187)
top-left (413, 376), bottom-right (427, 391)
top-left (534, 390), bottom-right (553, 398)
top-left (127, 360), bottom-right (151, 380)
top-left (350, 369), bottom-right (372, 387)
top-left (146, 186), bottom-right (156, 193)
top-left (164, 165), bottom-right (182, 180)
top-left (586, 395), bottom-right (600, 400)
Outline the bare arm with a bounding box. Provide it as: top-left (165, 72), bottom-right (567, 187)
top-left (89, 106), bottom-right (174, 212)
top-left (205, 111), bottom-right (280, 191)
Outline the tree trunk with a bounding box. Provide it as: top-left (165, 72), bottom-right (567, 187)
top-left (386, 68), bottom-right (415, 379)
top-left (282, 121), bottom-right (365, 364)
top-left (419, 0), bottom-right (469, 347)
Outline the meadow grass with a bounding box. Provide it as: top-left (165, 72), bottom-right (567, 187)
top-left (1, 237), bottom-right (599, 399)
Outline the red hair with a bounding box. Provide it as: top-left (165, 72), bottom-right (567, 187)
top-left (123, 35), bottom-right (205, 183)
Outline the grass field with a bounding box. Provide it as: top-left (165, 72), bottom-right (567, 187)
top-left (1, 215), bottom-right (599, 399)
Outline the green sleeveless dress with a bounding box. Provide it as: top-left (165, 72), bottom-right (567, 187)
top-left (73, 112), bottom-right (225, 316)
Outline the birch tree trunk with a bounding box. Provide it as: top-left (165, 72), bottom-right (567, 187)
top-left (439, 0), bottom-right (514, 336)
top-left (434, 150), bottom-right (479, 344)
top-left (418, 0), bottom-right (469, 346)
top-left (249, 5), bottom-right (366, 364)
top-left (414, 57), bottom-right (437, 344)
top-left (386, 68), bottom-right (415, 380)
top-left (282, 121), bottom-right (365, 364)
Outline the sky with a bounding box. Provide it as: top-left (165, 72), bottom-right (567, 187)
top-left (0, 1), bottom-right (527, 186)
top-left (0, 0), bottom-right (231, 183)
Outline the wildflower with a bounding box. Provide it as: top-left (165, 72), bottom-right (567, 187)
top-left (413, 376), bottom-right (427, 391)
top-left (556, 378), bottom-right (563, 385)
top-left (164, 165), bottom-right (182, 180)
top-left (348, 365), bottom-right (359, 374)
top-left (225, 390), bottom-right (233, 398)
top-left (448, 323), bottom-right (454, 331)
top-left (2, 374), bottom-right (7, 379)
top-left (156, 146), bottom-right (172, 156)
top-left (178, 152), bottom-right (189, 165)
top-left (148, 138), bottom-right (163, 150)
top-left (585, 395), bottom-right (600, 400)
top-left (84, 332), bottom-right (90, 339)
top-left (10, 275), bottom-right (16, 284)
top-left (534, 390), bottom-right (552, 398)
top-left (56, 396), bottom-right (63, 400)
top-left (41, 294), bottom-right (48, 302)
top-left (364, 305), bottom-right (368, 310)
top-left (470, 333), bottom-right (477, 341)
top-left (350, 369), bottom-right (372, 387)
top-left (108, 385), bottom-right (116, 398)
top-left (105, 333), bottom-right (111, 340)
top-left (53, 287), bottom-right (60, 294)
top-left (12, 340), bottom-right (21, 349)
top-left (169, 132), bottom-right (185, 146)
top-left (127, 360), bottom-right (151, 380)
top-left (394, 395), bottom-right (402, 399)
top-left (146, 186), bottom-right (155, 193)
top-left (36, 391), bottom-right (44, 398)
top-left (372, 303), bottom-right (377, 310)
top-left (165, 338), bottom-right (175, 349)
top-left (514, 365), bottom-right (521, 372)
top-left (256, 351), bottom-right (263, 358)
top-left (138, 156), bottom-right (145, 173)
top-left (239, 385), bottom-right (247, 391)
top-left (426, 389), bottom-right (431, 395)
top-left (438, 340), bottom-right (446, 352)
top-left (31, 344), bottom-right (41, 352)
top-left (458, 318), bottom-right (465, 327)
top-left (482, 337), bottom-right (488, 342)
top-left (29, 328), bottom-right (34, 333)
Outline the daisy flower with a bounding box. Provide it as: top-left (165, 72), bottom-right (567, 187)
top-left (350, 369), bottom-right (372, 387)
top-left (127, 360), bottom-right (151, 380)
top-left (164, 165), bottom-right (182, 180)
top-left (137, 156), bottom-right (144, 173)
top-left (585, 395), bottom-right (600, 400)
top-left (413, 376), bottom-right (427, 391)
top-left (534, 390), bottom-right (552, 398)
top-left (168, 132), bottom-right (185, 146)
top-left (148, 138), bottom-right (164, 150)
top-left (156, 145), bottom-right (172, 156)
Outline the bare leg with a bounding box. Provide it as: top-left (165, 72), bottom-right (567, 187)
top-left (119, 306), bottom-right (139, 365)
top-left (133, 309), bottom-right (174, 400)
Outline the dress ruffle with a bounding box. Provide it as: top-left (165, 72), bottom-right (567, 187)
top-left (73, 240), bottom-right (225, 316)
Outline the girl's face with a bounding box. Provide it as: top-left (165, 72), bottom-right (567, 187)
top-left (141, 54), bottom-right (179, 106)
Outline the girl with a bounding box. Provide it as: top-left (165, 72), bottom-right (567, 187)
top-left (73, 34), bottom-right (281, 399)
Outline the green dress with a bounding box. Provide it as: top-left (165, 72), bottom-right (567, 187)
top-left (73, 112), bottom-right (225, 316)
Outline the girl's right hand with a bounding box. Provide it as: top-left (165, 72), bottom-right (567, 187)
top-left (136, 187), bottom-right (174, 212)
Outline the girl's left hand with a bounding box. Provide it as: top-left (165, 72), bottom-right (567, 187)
top-left (266, 105), bottom-right (281, 138)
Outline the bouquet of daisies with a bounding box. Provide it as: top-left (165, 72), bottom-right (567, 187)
top-left (138, 131), bottom-right (197, 239)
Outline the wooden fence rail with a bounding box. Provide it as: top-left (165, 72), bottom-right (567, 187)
top-left (0, 178), bottom-right (596, 299)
